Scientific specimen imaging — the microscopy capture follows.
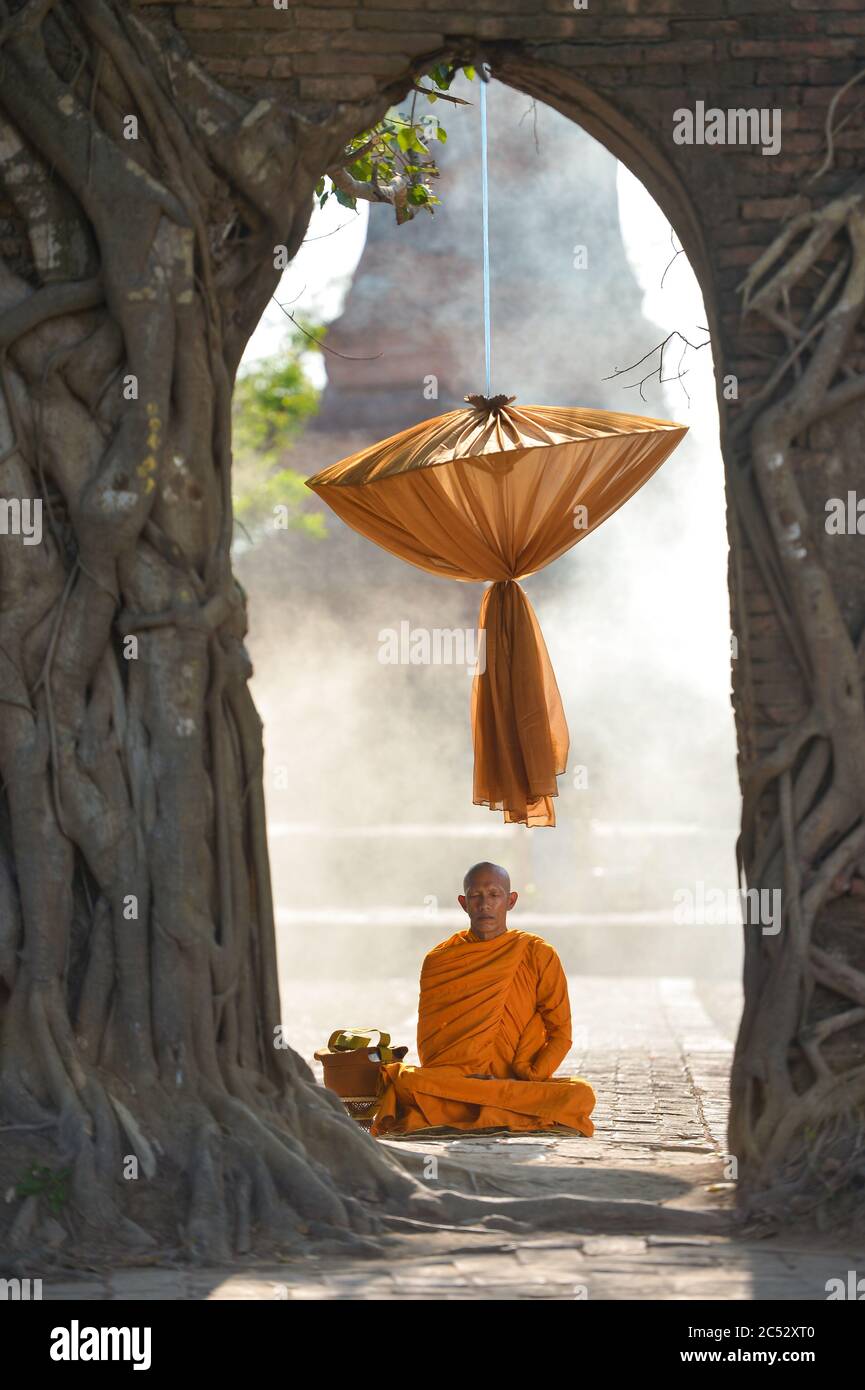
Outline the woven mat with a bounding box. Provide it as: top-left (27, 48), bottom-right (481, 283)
top-left (376, 1126), bottom-right (585, 1143)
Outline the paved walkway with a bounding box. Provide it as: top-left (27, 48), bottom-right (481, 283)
top-left (37, 977), bottom-right (865, 1300)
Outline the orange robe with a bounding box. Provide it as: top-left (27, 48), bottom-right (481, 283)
top-left (370, 928), bottom-right (595, 1137)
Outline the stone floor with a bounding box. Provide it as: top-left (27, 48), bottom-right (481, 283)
top-left (37, 976), bottom-right (865, 1300)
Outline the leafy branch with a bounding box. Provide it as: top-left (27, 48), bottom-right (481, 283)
top-left (319, 62), bottom-right (476, 224)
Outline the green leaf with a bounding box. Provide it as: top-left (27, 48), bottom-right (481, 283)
top-left (396, 127), bottom-right (414, 153)
top-left (333, 187), bottom-right (357, 209)
top-left (431, 63), bottom-right (455, 90)
top-left (315, 176), bottom-right (325, 196)
top-left (463, 64), bottom-right (476, 80)
top-left (348, 154), bottom-right (373, 181)
top-left (436, 126), bottom-right (448, 143)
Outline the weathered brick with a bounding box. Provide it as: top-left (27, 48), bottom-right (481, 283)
top-left (827, 18), bottom-right (865, 35)
top-left (731, 37), bottom-right (858, 58)
top-left (792, 107), bottom-right (833, 131)
top-left (256, 0), bottom-right (352, 6)
top-left (599, 18), bottom-right (671, 39)
top-left (640, 40), bottom-right (717, 62)
top-left (741, 196), bottom-right (810, 219)
top-left (182, 31), bottom-right (291, 55)
top-left (582, 67), bottom-right (630, 89)
top-left (778, 130), bottom-right (823, 152)
top-left (725, 0), bottom-right (799, 11)
top-left (175, 7), bottom-right (292, 28)
top-left (346, 25), bottom-right (446, 50)
top-left (293, 51), bottom-right (411, 75)
top-left (755, 62), bottom-right (806, 84)
top-left (361, 31), bottom-right (445, 51)
top-left (262, 28), bottom-right (331, 51)
top-left (355, 10), bottom-right (476, 30)
top-left (753, 155), bottom-right (814, 176)
top-left (592, 0), bottom-right (722, 12)
top-left (528, 42), bottom-right (629, 66)
top-left (241, 57), bottom-right (272, 77)
top-left (299, 75), bottom-right (379, 100)
top-left (715, 220), bottom-right (779, 246)
top-left (454, 0), bottom-right (537, 9)
top-left (632, 63), bottom-right (687, 84)
top-left (719, 245), bottom-right (766, 267)
top-left (199, 57), bottom-right (238, 75)
top-left (475, 16), bottom-right (584, 38)
top-left (792, 0), bottom-right (863, 9)
top-left (668, 18), bottom-right (739, 37)
top-left (295, 7), bottom-right (355, 28)
top-left (725, 12), bottom-right (819, 35)
top-left (808, 59), bottom-right (861, 84)
top-left (544, 0), bottom-right (599, 11)
top-left (674, 62), bottom-right (758, 85)
top-left (335, 0), bottom-right (445, 6)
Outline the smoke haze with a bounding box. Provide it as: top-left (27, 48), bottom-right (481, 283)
top-left (234, 80), bottom-right (743, 1062)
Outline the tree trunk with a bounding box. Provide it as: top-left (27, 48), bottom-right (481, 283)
top-left (6, 0), bottom-right (865, 1257)
top-left (728, 174), bottom-right (865, 1231)
top-left (0, 0), bottom-right (413, 1260)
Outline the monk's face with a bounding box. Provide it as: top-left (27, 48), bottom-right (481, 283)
top-left (458, 871), bottom-right (518, 939)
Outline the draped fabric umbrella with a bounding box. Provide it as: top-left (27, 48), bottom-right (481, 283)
top-left (307, 393), bottom-right (687, 827)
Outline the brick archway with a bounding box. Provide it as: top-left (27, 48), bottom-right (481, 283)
top-left (170, 0), bottom-right (857, 805)
top-left (0, 0), bottom-right (854, 1232)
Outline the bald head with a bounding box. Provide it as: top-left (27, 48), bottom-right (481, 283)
top-left (463, 862), bottom-right (511, 894)
top-left (459, 863), bottom-right (516, 940)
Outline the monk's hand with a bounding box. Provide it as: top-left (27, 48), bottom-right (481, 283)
top-left (511, 1063), bottom-right (535, 1081)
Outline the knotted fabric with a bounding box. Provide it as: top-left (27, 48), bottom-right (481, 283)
top-left (308, 399), bottom-right (687, 826)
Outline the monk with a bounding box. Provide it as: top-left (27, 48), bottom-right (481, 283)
top-left (370, 862), bottom-right (595, 1137)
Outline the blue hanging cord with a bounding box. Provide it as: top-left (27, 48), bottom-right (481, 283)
top-left (480, 76), bottom-right (492, 398)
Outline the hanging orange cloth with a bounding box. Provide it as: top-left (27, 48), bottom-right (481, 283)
top-left (307, 396), bottom-right (687, 826)
top-left (370, 927), bottom-right (596, 1137)
top-left (472, 578), bottom-right (568, 827)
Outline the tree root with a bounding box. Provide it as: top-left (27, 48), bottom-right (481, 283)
top-left (730, 167), bottom-right (865, 1228)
